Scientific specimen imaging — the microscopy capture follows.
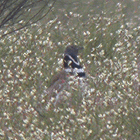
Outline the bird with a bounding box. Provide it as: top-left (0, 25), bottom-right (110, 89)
top-left (44, 45), bottom-right (86, 105)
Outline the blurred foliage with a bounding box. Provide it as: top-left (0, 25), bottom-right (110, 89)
top-left (0, 0), bottom-right (57, 37)
top-left (0, 0), bottom-right (140, 139)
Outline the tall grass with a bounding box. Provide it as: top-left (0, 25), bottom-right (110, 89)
top-left (0, 0), bottom-right (139, 139)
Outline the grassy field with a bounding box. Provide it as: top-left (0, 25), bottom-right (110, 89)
top-left (0, 0), bottom-right (140, 139)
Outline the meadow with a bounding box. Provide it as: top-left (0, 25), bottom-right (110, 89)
top-left (0, 0), bottom-right (140, 139)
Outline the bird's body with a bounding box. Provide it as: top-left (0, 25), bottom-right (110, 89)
top-left (44, 45), bottom-right (86, 105)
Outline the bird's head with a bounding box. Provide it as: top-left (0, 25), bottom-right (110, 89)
top-left (64, 45), bottom-right (83, 62)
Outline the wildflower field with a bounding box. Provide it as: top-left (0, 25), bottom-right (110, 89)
top-left (0, 0), bottom-right (140, 139)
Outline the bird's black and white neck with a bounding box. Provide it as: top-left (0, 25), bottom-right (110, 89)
top-left (63, 45), bottom-right (85, 77)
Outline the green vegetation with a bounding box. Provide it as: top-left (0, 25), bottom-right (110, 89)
top-left (0, 0), bottom-right (139, 139)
